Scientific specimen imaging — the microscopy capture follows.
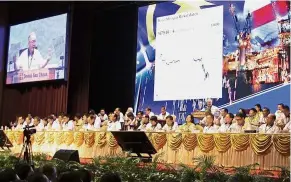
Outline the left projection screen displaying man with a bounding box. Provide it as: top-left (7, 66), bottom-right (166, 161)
top-left (16, 32), bottom-right (52, 71)
top-left (6, 13), bottom-right (68, 84)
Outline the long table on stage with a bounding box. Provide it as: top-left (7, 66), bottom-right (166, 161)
top-left (4, 131), bottom-right (290, 170)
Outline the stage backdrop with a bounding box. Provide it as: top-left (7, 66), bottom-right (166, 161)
top-left (135, 1), bottom-right (290, 124)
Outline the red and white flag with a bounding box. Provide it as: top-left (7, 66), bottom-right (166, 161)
top-left (244, 0), bottom-right (289, 45)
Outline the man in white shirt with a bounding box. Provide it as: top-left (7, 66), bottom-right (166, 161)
top-left (89, 109), bottom-right (101, 129)
top-left (202, 99), bottom-right (219, 115)
top-left (275, 103), bottom-right (286, 120)
top-left (45, 116), bottom-right (54, 130)
top-left (138, 115), bottom-right (151, 131)
top-left (158, 106), bottom-right (170, 120)
top-left (203, 114), bottom-right (218, 133)
top-left (83, 115), bottom-right (98, 131)
top-left (98, 109), bottom-right (108, 122)
top-left (52, 113), bottom-right (64, 130)
top-left (200, 110), bottom-right (212, 126)
top-left (230, 112), bottom-right (253, 133)
top-left (23, 117), bottom-right (34, 128)
top-left (114, 107), bottom-right (124, 128)
top-left (107, 114), bottom-right (121, 131)
top-left (162, 115), bottom-right (178, 132)
top-left (259, 107), bottom-right (270, 125)
top-left (147, 116), bottom-right (162, 131)
top-left (218, 113), bottom-right (234, 133)
top-left (259, 114), bottom-right (280, 134)
top-left (62, 114), bottom-right (75, 131)
top-left (218, 108), bottom-right (228, 125)
top-left (33, 116), bottom-right (44, 131)
top-left (145, 107), bottom-right (155, 118)
top-left (15, 116), bottom-right (25, 130)
top-left (15, 32), bottom-right (51, 71)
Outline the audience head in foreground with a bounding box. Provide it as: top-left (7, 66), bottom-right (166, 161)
top-left (0, 168), bottom-right (20, 182)
top-left (41, 164), bottom-right (57, 182)
top-left (100, 172), bottom-right (121, 182)
top-left (27, 173), bottom-right (49, 182)
top-left (15, 163), bottom-right (34, 180)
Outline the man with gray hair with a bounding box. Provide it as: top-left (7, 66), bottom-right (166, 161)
top-left (15, 32), bottom-right (51, 71)
top-left (202, 98), bottom-right (219, 114)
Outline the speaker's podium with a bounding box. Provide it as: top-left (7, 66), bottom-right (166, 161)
top-left (111, 131), bottom-right (157, 162)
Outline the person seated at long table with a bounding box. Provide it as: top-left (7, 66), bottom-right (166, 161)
top-left (73, 113), bottom-right (84, 131)
top-left (229, 112), bottom-right (254, 133)
top-left (147, 116), bottom-right (162, 132)
top-left (178, 114), bottom-right (203, 132)
top-left (162, 115), bottom-right (178, 132)
top-left (218, 113), bottom-right (234, 133)
top-left (62, 114), bottom-right (75, 131)
top-left (138, 115), bottom-right (150, 131)
top-left (33, 116), bottom-right (44, 131)
top-left (99, 113), bottom-right (112, 131)
top-left (199, 110), bottom-right (211, 127)
top-left (83, 115), bottom-right (99, 131)
top-left (107, 114), bottom-right (121, 131)
top-left (45, 116), bottom-right (54, 130)
top-left (124, 112), bottom-right (138, 131)
top-left (158, 106), bottom-right (170, 120)
top-left (15, 116), bottom-right (25, 130)
top-left (203, 114), bottom-right (218, 133)
top-left (258, 114), bottom-right (280, 134)
top-left (245, 108), bottom-right (260, 128)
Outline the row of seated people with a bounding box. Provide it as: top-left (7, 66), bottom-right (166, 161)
top-left (7, 103), bottom-right (290, 134)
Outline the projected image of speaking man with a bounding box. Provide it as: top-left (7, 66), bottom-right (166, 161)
top-left (15, 32), bottom-right (51, 71)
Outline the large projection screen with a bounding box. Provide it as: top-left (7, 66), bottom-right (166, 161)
top-left (6, 13), bottom-right (69, 84)
top-left (135, 1), bottom-right (290, 124)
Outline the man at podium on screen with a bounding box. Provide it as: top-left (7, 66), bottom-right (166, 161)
top-left (15, 32), bottom-right (51, 71)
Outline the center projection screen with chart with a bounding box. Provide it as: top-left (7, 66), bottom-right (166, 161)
top-left (154, 6), bottom-right (223, 101)
top-left (135, 1), bottom-right (290, 124)
top-left (6, 13), bottom-right (68, 84)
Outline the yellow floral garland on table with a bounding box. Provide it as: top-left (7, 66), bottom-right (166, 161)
top-left (96, 132), bottom-right (107, 148)
top-left (250, 134), bottom-right (272, 155)
top-left (14, 131), bottom-right (23, 145)
top-left (64, 132), bottom-right (74, 146)
top-left (213, 134), bottom-right (231, 153)
top-left (273, 134), bottom-right (290, 156)
top-left (84, 132), bottom-right (95, 148)
top-left (107, 132), bottom-right (118, 149)
top-left (73, 132), bottom-right (84, 147)
top-left (6, 131), bottom-right (15, 144)
top-left (55, 132), bottom-right (65, 145)
top-left (152, 133), bottom-right (167, 150)
top-left (182, 133), bottom-right (197, 151)
top-left (231, 134), bottom-right (249, 151)
top-left (46, 132), bottom-right (55, 144)
top-left (3, 131), bottom-right (290, 157)
top-left (34, 132), bottom-right (45, 146)
top-left (197, 134), bottom-right (215, 152)
top-left (168, 133), bottom-right (182, 151)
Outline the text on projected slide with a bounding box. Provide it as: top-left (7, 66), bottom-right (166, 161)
top-left (154, 6), bottom-right (223, 101)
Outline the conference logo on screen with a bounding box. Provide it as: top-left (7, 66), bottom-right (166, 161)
top-left (6, 13), bottom-right (69, 84)
top-left (135, 1), bottom-right (290, 124)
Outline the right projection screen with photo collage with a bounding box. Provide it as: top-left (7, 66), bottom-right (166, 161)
top-left (135, 1), bottom-right (290, 124)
